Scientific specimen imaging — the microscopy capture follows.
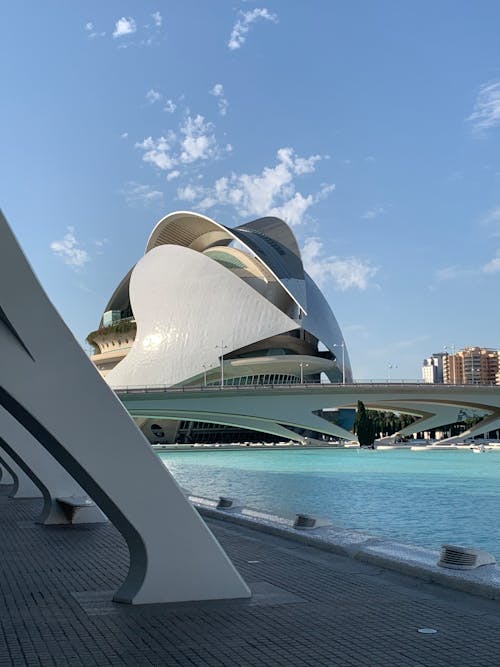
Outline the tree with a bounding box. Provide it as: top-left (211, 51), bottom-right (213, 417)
top-left (355, 400), bottom-right (376, 447)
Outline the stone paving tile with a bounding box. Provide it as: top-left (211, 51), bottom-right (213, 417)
top-left (0, 487), bottom-right (500, 666)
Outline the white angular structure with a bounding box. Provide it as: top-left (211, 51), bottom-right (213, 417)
top-left (0, 406), bottom-right (107, 524)
top-left (88, 211), bottom-right (353, 440)
top-left (0, 210), bottom-right (250, 604)
top-left (0, 448), bottom-right (41, 498)
top-left (0, 465), bottom-right (14, 486)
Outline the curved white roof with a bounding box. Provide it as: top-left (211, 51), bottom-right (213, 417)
top-left (106, 244), bottom-right (300, 388)
top-left (102, 210), bottom-right (352, 386)
top-left (145, 211), bottom-right (308, 316)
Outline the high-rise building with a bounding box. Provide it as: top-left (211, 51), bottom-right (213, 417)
top-left (433, 347), bottom-right (500, 385)
top-left (422, 353), bottom-right (446, 383)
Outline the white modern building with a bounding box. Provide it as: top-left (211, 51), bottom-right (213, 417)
top-left (87, 211), bottom-right (353, 442)
top-left (422, 353), bottom-right (446, 383)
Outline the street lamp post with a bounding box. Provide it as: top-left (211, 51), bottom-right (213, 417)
top-left (444, 344), bottom-right (456, 384)
top-left (202, 364), bottom-right (208, 387)
top-left (299, 361), bottom-right (309, 384)
top-left (387, 363), bottom-right (398, 382)
top-left (333, 342), bottom-right (346, 384)
top-left (215, 341), bottom-right (228, 386)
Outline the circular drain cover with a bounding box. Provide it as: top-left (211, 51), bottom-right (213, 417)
top-left (418, 628), bottom-right (438, 634)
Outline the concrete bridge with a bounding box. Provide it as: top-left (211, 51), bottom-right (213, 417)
top-left (116, 382), bottom-right (500, 443)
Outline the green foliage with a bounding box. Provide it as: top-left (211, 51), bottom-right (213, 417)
top-left (355, 400), bottom-right (376, 447)
top-left (86, 319), bottom-right (136, 352)
top-left (354, 405), bottom-right (483, 442)
top-left (353, 405), bottom-right (420, 444)
top-left (364, 409), bottom-right (417, 438)
top-left (463, 416), bottom-right (483, 429)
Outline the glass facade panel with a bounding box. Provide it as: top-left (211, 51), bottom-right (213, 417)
top-left (210, 372), bottom-right (313, 387)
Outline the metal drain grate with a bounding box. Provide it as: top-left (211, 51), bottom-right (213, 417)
top-left (438, 544), bottom-right (496, 570)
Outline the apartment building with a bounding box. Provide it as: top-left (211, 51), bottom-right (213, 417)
top-left (423, 347), bottom-right (500, 385)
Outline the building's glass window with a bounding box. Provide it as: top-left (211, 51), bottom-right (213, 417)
top-left (205, 371), bottom-right (312, 387)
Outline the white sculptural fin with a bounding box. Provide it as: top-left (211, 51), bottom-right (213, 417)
top-left (0, 210), bottom-right (250, 604)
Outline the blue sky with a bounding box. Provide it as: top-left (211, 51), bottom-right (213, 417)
top-left (2, 1), bottom-right (500, 380)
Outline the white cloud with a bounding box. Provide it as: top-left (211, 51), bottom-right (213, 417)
top-left (177, 184), bottom-right (202, 201)
top-left (179, 114), bottom-right (218, 163)
top-left (364, 156), bottom-right (376, 162)
top-left (135, 134), bottom-right (176, 170)
top-left (151, 11), bottom-right (162, 27)
top-left (228, 8), bottom-right (278, 50)
top-left (435, 250), bottom-right (500, 280)
top-left (362, 206), bottom-right (385, 220)
top-left (301, 237), bottom-right (378, 291)
top-left (88, 14), bottom-right (162, 46)
top-left (139, 11), bottom-right (164, 47)
top-left (344, 323), bottom-right (370, 337)
top-left (146, 88), bottom-right (161, 104)
top-left (483, 250), bottom-right (500, 274)
top-left (93, 238), bottom-right (109, 255)
top-left (164, 99), bottom-right (177, 113)
top-left (178, 149), bottom-right (328, 223)
top-left (123, 182), bottom-right (163, 207)
top-left (468, 81), bottom-right (500, 132)
top-left (480, 205), bottom-right (500, 237)
top-left (210, 83), bottom-right (228, 116)
top-left (435, 265), bottom-right (478, 281)
top-left (75, 282), bottom-right (93, 294)
top-left (84, 21), bottom-right (105, 39)
top-left (50, 227), bottom-right (90, 268)
top-left (120, 132), bottom-right (129, 139)
top-left (136, 114), bottom-right (226, 177)
top-left (435, 265), bottom-right (463, 281)
top-left (482, 205), bottom-right (500, 224)
top-left (177, 147), bottom-right (332, 226)
top-left (113, 17), bottom-right (137, 38)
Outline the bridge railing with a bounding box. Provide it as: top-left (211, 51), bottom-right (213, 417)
top-left (113, 380), bottom-right (500, 395)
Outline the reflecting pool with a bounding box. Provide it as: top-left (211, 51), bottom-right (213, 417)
top-left (159, 448), bottom-right (500, 556)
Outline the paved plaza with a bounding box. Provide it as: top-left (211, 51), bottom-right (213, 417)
top-left (0, 486), bottom-right (499, 666)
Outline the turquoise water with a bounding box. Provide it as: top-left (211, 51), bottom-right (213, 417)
top-left (158, 448), bottom-right (500, 557)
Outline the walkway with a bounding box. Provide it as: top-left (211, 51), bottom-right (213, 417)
top-left (0, 486), bottom-right (499, 666)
